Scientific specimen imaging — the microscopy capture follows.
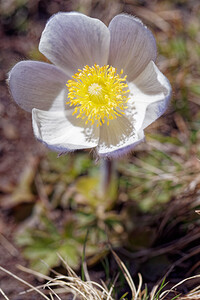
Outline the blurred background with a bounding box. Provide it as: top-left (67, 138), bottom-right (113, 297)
top-left (0, 0), bottom-right (200, 299)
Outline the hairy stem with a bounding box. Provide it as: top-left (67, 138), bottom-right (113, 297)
top-left (100, 159), bottom-right (116, 200)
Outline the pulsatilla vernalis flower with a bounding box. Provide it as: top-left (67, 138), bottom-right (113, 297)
top-left (9, 12), bottom-right (171, 158)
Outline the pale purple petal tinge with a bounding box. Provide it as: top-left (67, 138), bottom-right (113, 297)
top-left (39, 12), bottom-right (110, 77)
top-left (9, 61), bottom-right (68, 112)
top-left (108, 14), bottom-right (157, 81)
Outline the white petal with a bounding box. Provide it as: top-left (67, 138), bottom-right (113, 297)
top-left (97, 113), bottom-right (145, 158)
top-left (97, 60), bottom-right (172, 158)
top-left (108, 14), bottom-right (157, 81)
top-left (39, 12), bottom-right (110, 77)
top-left (129, 61), bottom-right (171, 129)
top-left (32, 109), bottom-right (99, 152)
top-left (8, 61), bottom-right (68, 112)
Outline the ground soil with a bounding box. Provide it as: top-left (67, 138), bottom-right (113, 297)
top-left (0, 9), bottom-right (46, 298)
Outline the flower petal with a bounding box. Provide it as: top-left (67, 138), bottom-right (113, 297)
top-left (97, 111), bottom-right (145, 158)
top-left (129, 61), bottom-right (171, 129)
top-left (108, 14), bottom-right (157, 81)
top-left (97, 59), bottom-right (172, 158)
top-left (32, 109), bottom-right (99, 152)
top-left (8, 61), bottom-right (68, 112)
top-left (39, 12), bottom-right (110, 77)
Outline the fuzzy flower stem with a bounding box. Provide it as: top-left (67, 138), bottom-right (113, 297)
top-left (100, 159), bottom-right (116, 200)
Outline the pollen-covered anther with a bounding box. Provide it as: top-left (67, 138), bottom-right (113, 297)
top-left (66, 64), bottom-right (130, 126)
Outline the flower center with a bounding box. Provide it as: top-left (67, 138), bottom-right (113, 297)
top-left (88, 83), bottom-right (102, 95)
top-left (66, 64), bottom-right (129, 126)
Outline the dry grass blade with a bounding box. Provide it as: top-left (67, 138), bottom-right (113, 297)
top-left (182, 287), bottom-right (200, 299)
top-left (111, 249), bottom-right (137, 299)
top-left (57, 253), bottom-right (78, 278)
top-left (0, 258), bottom-right (200, 300)
top-left (150, 284), bottom-right (160, 300)
top-left (0, 288), bottom-right (9, 300)
top-left (16, 258), bottom-right (115, 300)
top-left (0, 265), bottom-right (49, 299)
top-left (0, 233), bottom-right (18, 257)
top-left (47, 286), bottom-right (62, 300)
top-left (122, 231), bottom-right (200, 259)
top-left (17, 264), bottom-right (52, 281)
top-left (159, 275), bottom-right (200, 300)
top-left (164, 246), bottom-right (200, 279)
top-left (106, 274), bottom-right (119, 300)
top-left (135, 273), bottom-right (143, 300)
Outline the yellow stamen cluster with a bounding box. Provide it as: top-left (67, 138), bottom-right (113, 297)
top-left (66, 64), bottom-right (129, 126)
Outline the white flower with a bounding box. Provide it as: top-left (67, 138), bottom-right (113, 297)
top-left (8, 12), bottom-right (171, 158)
